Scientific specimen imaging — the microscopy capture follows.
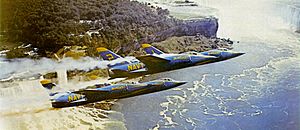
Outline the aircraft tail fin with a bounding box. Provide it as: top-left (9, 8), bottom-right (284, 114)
top-left (141, 44), bottom-right (164, 55)
top-left (97, 47), bottom-right (122, 61)
top-left (40, 79), bottom-right (63, 97)
top-left (40, 79), bottom-right (56, 90)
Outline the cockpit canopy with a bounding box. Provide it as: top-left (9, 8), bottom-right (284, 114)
top-left (160, 78), bottom-right (174, 81)
top-left (130, 59), bottom-right (140, 63)
top-left (207, 50), bottom-right (221, 55)
top-left (183, 51), bottom-right (200, 55)
top-left (218, 48), bottom-right (229, 51)
top-left (85, 83), bottom-right (111, 89)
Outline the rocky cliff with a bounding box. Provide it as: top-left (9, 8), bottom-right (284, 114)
top-left (157, 17), bottom-right (218, 39)
top-left (135, 17), bottom-right (219, 50)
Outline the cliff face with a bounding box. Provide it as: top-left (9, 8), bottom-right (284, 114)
top-left (150, 35), bottom-right (232, 55)
top-left (137, 17), bottom-right (218, 49)
top-left (180, 18), bottom-right (218, 38)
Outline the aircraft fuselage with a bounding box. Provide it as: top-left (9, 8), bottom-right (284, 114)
top-left (50, 79), bottom-right (186, 108)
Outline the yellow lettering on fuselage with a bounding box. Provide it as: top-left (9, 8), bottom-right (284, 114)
top-left (74, 95), bottom-right (78, 100)
top-left (133, 64), bottom-right (137, 70)
top-left (111, 86), bottom-right (126, 90)
top-left (68, 94), bottom-right (83, 102)
top-left (68, 95), bottom-right (72, 101)
top-left (127, 63), bottom-right (144, 71)
top-left (128, 65), bottom-right (133, 71)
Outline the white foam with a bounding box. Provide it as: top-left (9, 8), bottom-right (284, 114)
top-left (0, 57), bottom-right (109, 80)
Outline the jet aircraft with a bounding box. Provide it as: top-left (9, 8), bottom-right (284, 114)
top-left (97, 47), bottom-right (147, 79)
top-left (40, 78), bottom-right (187, 108)
top-left (191, 48), bottom-right (245, 63)
top-left (136, 44), bottom-right (217, 73)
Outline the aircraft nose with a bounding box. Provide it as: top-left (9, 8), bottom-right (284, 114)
top-left (175, 81), bottom-right (188, 86)
top-left (232, 52), bottom-right (245, 57)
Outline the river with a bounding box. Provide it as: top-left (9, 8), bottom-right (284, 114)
top-left (117, 0), bottom-right (300, 129)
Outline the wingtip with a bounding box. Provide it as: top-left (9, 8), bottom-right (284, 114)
top-left (96, 47), bottom-right (108, 52)
top-left (141, 44), bottom-right (152, 48)
top-left (40, 79), bottom-right (51, 85)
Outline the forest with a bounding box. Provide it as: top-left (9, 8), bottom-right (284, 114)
top-left (0, 0), bottom-right (180, 56)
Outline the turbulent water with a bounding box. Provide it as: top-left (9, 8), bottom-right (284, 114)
top-left (117, 0), bottom-right (300, 130)
top-left (1, 0), bottom-right (300, 130)
top-left (0, 57), bottom-right (129, 129)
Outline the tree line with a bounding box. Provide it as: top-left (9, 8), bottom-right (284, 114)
top-left (0, 0), bottom-right (180, 56)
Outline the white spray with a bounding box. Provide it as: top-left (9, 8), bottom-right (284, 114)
top-left (0, 57), bottom-right (109, 81)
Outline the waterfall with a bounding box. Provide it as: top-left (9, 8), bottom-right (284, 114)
top-left (275, 0), bottom-right (300, 32)
top-left (0, 80), bottom-right (45, 98)
top-left (57, 69), bottom-right (68, 86)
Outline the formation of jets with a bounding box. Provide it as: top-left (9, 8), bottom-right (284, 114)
top-left (42, 44), bottom-right (244, 108)
top-left (97, 44), bottom-right (244, 79)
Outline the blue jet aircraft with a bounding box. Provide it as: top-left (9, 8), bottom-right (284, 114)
top-left (182, 48), bottom-right (244, 63)
top-left (40, 78), bottom-right (187, 108)
top-left (199, 48), bottom-right (245, 62)
top-left (97, 47), bottom-right (147, 79)
top-left (136, 44), bottom-right (217, 73)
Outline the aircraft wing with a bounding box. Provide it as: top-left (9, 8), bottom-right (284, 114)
top-left (136, 55), bottom-right (170, 64)
top-left (136, 55), bottom-right (170, 70)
